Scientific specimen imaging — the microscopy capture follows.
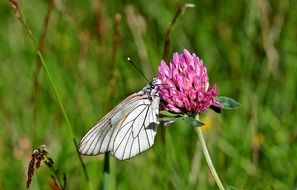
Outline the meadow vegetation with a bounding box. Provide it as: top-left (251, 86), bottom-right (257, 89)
top-left (0, 0), bottom-right (296, 189)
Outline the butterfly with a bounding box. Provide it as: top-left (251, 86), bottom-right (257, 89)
top-left (78, 78), bottom-right (161, 160)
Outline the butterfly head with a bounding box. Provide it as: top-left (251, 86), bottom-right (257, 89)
top-left (143, 78), bottom-right (161, 96)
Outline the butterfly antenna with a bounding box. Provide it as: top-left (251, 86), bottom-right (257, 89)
top-left (127, 57), bottom-right (150, 83)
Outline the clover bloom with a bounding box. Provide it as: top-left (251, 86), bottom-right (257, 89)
top-left (157, 49), bottom-right (221, 115)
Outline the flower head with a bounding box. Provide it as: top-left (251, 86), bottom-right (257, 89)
top-left (157, 49), bottom-right (221, 115)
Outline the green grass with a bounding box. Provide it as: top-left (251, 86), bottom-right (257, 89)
top-left (1, 0), bottom-right (297, 189)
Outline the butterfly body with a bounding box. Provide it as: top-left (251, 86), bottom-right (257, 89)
top-left (79, 78), bottom-right (160, 160)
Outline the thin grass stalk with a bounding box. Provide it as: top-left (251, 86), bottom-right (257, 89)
top-left (74, 139), bottom-right (89, 182)
top-left (9, 0), bottom-right (91, 186)
top-left (37, 52), bottom-right (91, 189)
top-left (37, 52), bottom-right (74, 151)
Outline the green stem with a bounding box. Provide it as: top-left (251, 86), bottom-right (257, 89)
top-left (37, 51), bottom-right (91, 190)
top-left (196, 126), bottom-right (225, 190)
top-left (103, 153), bottom-right (110, 190)
top-left (37, 51), bottom-right (73, 137)
top-left (11, 4), bottom-right (90, 188)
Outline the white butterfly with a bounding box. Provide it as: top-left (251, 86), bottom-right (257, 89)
top-left (78, 78), bottom-right (161, 160)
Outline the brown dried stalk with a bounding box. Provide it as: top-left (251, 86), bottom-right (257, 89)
top-left (9, 0), bottom-right (35, 44)
top-left (107, 13), bottom-right (122, 96)
top-left (26, 145), bottom-right (66, 190)
top-left (160, 3), bottom-right (195, 142)
top-left (31, 0), bottom-right (54, 120)
top-left (257, 0), bottom-right (289, 79)
top-left (162, 3), bottom-right (195, 61)
top-left (95, 0), bottom-right (105, 40)
top-left (125, 5), bottom-right (152, 78)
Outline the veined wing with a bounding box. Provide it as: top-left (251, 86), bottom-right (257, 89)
top-left (78, 92), bottom-right (159, 160)
top-left (111, 95), bottom-right (159, 160)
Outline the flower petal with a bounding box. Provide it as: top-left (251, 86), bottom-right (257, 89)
top-left (157, 49), bottom-right (218, 115)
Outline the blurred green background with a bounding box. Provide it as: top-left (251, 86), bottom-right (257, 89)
top-left (1, 0), bottom-right (297, 189)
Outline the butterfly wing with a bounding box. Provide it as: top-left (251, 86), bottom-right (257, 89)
top-left (111, 97), bottom-right (159, 160)
top-left (78, 92), bottom-right (159, 160)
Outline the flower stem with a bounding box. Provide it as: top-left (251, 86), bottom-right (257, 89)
top-left (196, 127), bottom-right (225, 190)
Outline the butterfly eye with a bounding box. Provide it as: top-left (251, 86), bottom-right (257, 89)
top-left (150, 84), bottom-right (155, 90)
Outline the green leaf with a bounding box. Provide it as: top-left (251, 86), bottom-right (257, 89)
top-left (226, 186), bottom-right (240, 190)
top-left (158, 117), bottom-right (181, 122)
top-left (216, 96), bottom-right (240, 109)
top-left (158, 117), bottom-right (184, 126)
top-left (159, 110), bottom-right (183, 117)
top-left (186, 117), bottom-right (205, 127)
